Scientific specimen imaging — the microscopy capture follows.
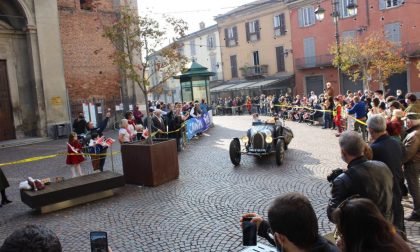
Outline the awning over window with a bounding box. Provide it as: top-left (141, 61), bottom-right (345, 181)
top-left (210, 74), bottom-right (294, 93)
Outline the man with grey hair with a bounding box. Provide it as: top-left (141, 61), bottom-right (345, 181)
top-left (402, 113), bottom-right (420, 221)
top-left (367, 114), bottom-right (405, 236)
top-left (327, 131), bottom-right (393, 223)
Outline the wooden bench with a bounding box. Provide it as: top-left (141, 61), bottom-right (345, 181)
top-left (21, 171), bottom-right (125, 213)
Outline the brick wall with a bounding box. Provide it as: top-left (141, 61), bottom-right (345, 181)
top-left (58, 0), bottom-right (121, 103)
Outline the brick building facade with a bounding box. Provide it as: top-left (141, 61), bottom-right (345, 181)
top-left (58, 0), bottom-right (122, 103)
top-left (287, 0), bottom-right (420, 97)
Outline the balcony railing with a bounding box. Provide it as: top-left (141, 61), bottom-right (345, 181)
top-left (241, 65), bottom-right (268, 80)
top-left (295, 54), bottom-right (334, 69)
top-left (403, 42), bottom-right (420, 58)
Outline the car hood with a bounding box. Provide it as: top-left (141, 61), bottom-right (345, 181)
top-left (248, 125), bottom-right (274, 138)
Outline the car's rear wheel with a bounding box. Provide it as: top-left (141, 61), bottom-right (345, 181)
top-left (275, 139), bottom-right (285, 166)
top-left (229, 138), bottom-right (241, 166)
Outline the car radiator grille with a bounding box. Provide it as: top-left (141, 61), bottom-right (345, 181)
top-left (252, 133), bottom-right (265, 149)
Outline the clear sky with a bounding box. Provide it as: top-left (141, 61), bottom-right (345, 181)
top-left (137, 0), bottom-right (257, 34)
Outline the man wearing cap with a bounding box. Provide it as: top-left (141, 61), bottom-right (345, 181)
top-left (402, 112), bottom-right (420, 221)
top-left (405, 93), bottom-right (420, 114)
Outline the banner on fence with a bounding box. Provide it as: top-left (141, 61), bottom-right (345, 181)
top-left (186, 112), bottom-right (212, 140)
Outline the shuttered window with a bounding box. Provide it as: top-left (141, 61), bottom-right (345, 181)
top-left (384, 22), bottom-right (401, 44)
top-left (298, 6), bottom-right (315, 27)
top-left (341, 30), bottom-right (357, 42)
top-left (190, 40), bottom-right (196, 55)
top-left (303, 37), bottom-right (316, 67)
top-left (276, 46), bottom-right (285, 72)
top-left (338, 0), bottom-right (357, 18)
top-left (246, 20), bottom-right (260, 42)
top-left (207, 33), bottom-right (216, 50)
top-left (225, 26), bottom-right (238, 47)
top-left (380, 0), bottom-right (404, 9)
top-left (274, 14), bottom-right (286, 36)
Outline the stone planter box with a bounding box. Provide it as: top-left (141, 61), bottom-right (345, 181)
top-left (121, 139), bottom-right (179, 187)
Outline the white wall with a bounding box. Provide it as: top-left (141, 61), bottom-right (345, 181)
top-left (180, 26), bottom-right (223, 81)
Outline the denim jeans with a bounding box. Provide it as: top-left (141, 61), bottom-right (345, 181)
top-left (404, 162), bottom-right (420, 215)
top-left (323, 112), bottom-right (332, 128)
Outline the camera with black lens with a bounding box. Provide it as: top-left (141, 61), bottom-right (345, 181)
top-left (327, 168), bottom-right (344, 183)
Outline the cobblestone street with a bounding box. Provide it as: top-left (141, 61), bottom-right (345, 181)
top-left (0, 116), bottom-right (419, 251)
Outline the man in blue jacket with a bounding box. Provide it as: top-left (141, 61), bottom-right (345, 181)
top-left (346, 96), bottom-right (367, 140)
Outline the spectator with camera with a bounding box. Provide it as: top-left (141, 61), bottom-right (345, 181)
top-left (367, 114), bottom-right (406, 236)
top-left (327, 131), bottom-right (393, 222)
top-left (240, 193), bottom-right (338, 252)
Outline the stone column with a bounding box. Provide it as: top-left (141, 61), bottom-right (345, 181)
top-left (33, 0), bottom-right (70, 136)
top-left (26, 24), bottom-right (47, 137)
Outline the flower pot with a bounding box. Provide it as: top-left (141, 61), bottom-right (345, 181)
top-left (121, 139), bottom-right (179, 186)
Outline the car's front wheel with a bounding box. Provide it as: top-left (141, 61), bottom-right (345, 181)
top-left (275, 139), bottom-right (285, 166)
top-left (229, 138), bottom-right (241, 166)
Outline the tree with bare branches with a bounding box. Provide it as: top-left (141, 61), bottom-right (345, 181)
top-left (103, 7), bottom-right (188, 142)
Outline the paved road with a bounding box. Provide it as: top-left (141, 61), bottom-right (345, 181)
top-left (0, 116), bottom-right (419, 251)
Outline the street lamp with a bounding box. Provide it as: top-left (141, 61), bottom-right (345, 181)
top-left (314, 0), bottom-right (358, 94)
top-left (314, 6), bottom-right (326, 21)
top-left (347, 0), bottom-right (358, 16)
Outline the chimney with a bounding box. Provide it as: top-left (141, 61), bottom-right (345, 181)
top-left (199, 22), bottom-right (205, 30)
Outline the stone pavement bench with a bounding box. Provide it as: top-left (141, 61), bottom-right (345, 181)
top-left (20, 171), bottom-right (125, 213)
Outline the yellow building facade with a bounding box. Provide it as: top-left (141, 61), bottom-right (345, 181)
top-left (215, 0), bottom-right (294, 82)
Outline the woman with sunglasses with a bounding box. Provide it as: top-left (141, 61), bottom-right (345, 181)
top-left (333, 198), bottom-right (411, 252)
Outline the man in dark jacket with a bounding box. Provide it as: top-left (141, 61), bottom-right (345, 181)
top-left (367, 114), bottom-right (405, 235)
top-left (327, 131), bottom-right (393, 222)
top-left (241, 193), bottom-right (338, 252)
top-left (72, 112), bottom-right (87, 135)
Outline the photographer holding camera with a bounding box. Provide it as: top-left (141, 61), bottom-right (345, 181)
top-left (240, 193), bottom-right (338, 252)
top-left (327, 131), bottom-right (393, 223)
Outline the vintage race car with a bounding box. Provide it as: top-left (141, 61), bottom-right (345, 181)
top-left (229, 119), bottom-right (293, 166)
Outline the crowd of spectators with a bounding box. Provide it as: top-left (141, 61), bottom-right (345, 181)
top-left (237, 83), bottom-right (420, 250)
top-left (214, 85), bottom-right (420, 140)
top-left (118, 99), bottom-right (210, 151)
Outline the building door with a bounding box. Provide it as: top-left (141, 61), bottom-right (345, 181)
top-left (253, 51), bottom-right (260, 74)
top-left (387, 71), bottom-right (407, 96)
top-left (0, 60), bottom-right (15, 140)
top-left (230, 55), bottom-right (238, 78)
top-left (341, 74), bottom-right (363, 94)
top-left (276, 46), bottom-right (285, 72)
top-left (305, 75), bottom-right (323, 97)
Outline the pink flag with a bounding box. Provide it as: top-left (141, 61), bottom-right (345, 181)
top-left (142, 128), bottom-right (149, 139)
top-left (105, 138), bottom-right (115, 146)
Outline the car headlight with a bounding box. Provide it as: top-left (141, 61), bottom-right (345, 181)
top-left (266, 136), bottom-right (273, 144)
top-left (241, 136), bottom-right (249, 143)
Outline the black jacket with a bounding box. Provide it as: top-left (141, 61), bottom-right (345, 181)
top-left (258, 220), bottom-right (339, 252)
top-left (72, 118), bottom-right (87, 135)
top-left (327, 156), bottom-right (393, 222)
top-left (371, 134), bottom-right (404, 195)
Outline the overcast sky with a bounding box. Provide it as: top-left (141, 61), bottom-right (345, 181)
top-left (137, 0), bottom-right (257, 34)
